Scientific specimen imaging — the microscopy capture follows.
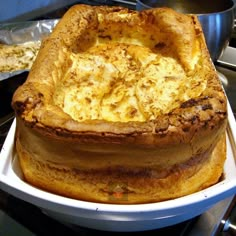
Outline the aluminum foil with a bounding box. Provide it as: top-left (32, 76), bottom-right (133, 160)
top-left (0, 19), bottom-right (58, 81)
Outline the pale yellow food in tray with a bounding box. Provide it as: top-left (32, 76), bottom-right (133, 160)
top-left (12, 5), bottom-right (227, 204)
top-left (0, 41), bottom-right (40, 72)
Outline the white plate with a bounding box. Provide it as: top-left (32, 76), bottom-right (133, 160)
top-left (0, 102), bottom-right (236, 232)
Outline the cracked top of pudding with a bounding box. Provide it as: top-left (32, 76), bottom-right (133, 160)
top-left (12, 4), bottom-right (227, 144)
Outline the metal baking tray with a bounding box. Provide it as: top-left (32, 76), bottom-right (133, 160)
top-left (0, 19), bottom-right (58, 81)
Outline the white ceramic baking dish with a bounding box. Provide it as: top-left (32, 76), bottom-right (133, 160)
top-left (0, 102), bottom-right (235, 232)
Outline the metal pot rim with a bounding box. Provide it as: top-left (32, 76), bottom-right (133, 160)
top-left (136, 0), bottom-right (236, 15)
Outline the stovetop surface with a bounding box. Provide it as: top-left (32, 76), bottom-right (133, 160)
top-left (0, 1), bottom-right (236, 235)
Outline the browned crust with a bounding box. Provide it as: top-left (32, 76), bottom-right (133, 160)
top-left (17, 132), bottom-right (226, 204)
top-left (11, 5), bottom-right (228, 204)
top-left (11, 4), bottom-right (227, 147)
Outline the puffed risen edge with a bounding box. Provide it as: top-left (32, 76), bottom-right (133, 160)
top-left (12, 4), bottom-right (227, 147)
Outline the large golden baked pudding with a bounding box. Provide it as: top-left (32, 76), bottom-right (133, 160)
top-left (12, 4), bottom-right (227, 204)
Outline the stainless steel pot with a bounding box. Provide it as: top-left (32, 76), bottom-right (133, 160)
top-left (136, 0), bottom-right (236, 62)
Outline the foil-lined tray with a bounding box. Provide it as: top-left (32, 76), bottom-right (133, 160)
top-left (0, 19), bottom-right (58, 81)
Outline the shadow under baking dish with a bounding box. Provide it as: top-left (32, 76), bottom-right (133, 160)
top-left (0, 102), bottom-right (236, 232)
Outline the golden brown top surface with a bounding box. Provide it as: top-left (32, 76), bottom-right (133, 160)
top-left (12, 5), bottom-right (227, 141)
top-left (54, 42), bottom-right (205, 122)
top-left (50, 5), bottom-right (206, 123)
